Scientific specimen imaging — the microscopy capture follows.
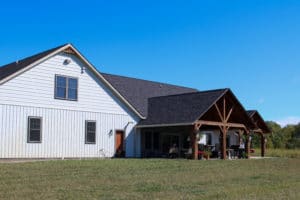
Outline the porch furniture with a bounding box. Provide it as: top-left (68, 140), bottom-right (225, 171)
top-left (238, 148), bottom-right (246, 158)
top-left (169, 144), bottom-right (179, 158)
top-left (230, 145), bottom-right (240, 158)
top-left (226, 149), bottom-right (234, 159)
top-left (211, 143), bottom-right (220, 158)
top-left (196, 144), bottom-right (204, 159)
top-left (184, 148), bottom-right (193, 159)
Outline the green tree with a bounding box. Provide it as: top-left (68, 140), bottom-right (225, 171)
top-left (286, 123), bottom-right (300, 149)
top-left (266, 121), bottom-right (282, 148)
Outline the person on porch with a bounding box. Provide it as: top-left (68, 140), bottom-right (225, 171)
top-left (239, 138), bottom-right (245, 158)
top-left (169, 144), bottom-right (179, 158)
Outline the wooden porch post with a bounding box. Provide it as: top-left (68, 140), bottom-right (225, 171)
top-left (261, 133), bottom-right (265, 157)
top-left (190, 127), bottom-right (198, 160)
top-left (190, 124), bottom-right (201, 160)
top-left (220, 126), bottom-right (227, 160)
top-left (245, 132), bottom-right (250, 159)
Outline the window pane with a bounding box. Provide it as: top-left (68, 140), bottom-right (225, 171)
top-left (30, 118), bottom-right (40, 129)
top-left (30, 130), bottom-right (41, 142)
top-left (68, 88), bottom-right (77, 100)
top-left (68, 78), bottom-right (77, 89)
top-left (206, 133), bottom-right (212, 145)
top-left (56, 87), bottom-right (66, 98)
top-left (87, 132), bottom-right (96, 143)
top-left (87, 122), bottom-right (96, 131)
top-left (56, 76), bottom-right (66, 87)
top-left (56, 76), bottom-right (67, 99)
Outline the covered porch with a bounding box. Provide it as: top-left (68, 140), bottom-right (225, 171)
top-left (137, 89), bottom-right (256, 160)
top-left (247, 110), bottom-right (271, 157)
top-left (139, 126), bottom-right (249, 159)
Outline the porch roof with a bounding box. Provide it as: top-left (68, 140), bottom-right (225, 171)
top-left (247, 110), bottom-right (271, 133)
top-left (137, 88), bottom-right (255, 129)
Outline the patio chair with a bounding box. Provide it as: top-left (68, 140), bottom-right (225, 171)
top-left (212, 143), bottom-right (220, 158)
top-left (184, 148), bottom-right (193, 159)
top-left (230, 145), bottom-right (240, 159)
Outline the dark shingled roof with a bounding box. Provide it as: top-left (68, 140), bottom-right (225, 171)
top-left (138, 89), bottom-right (228, 126)
top-left (0, 44), bottom-right (67, 81)
top-left (101, 73), bottom-right (198, 117)
top-left (247, 110), bottom-right (271, 133)
top-left (246, 110), bottom-right (256, 117)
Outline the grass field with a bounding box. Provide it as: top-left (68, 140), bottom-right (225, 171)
top-left (251, 148), bottom-right (300, 158)
top-left (0, 158), bottom-right (299, 200)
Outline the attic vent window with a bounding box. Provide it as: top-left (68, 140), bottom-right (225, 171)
top-left (63, 59), bottom-right (71, 65)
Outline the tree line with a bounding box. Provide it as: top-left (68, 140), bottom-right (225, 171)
top-left (251, 122), bottom-right (300, 149)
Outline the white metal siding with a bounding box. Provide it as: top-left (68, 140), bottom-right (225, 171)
top-left (0, 53), bottom-right (131, 115)
top-left (0, 104), bottom-right (137, 158)
top-left (0, 53), bottom-right (140, 158)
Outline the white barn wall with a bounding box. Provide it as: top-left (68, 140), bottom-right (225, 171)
top-left (0, 52), bottom-right (140, 158)
top-left (0, 104), bottom-right (136, 158)
top-left (0, 53), bottom-right (131, 115)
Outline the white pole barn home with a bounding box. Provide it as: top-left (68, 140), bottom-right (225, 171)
top-left (0, 44), bottom-right (270, 159)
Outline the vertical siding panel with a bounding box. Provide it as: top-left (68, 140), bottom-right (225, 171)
top-left (0, 105), bottom-right (3, 158)
top-left (0, 105), bottom-right (137, 158)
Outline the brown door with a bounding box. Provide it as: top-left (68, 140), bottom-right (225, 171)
top-left (115, 130), bottom-right (125, 157)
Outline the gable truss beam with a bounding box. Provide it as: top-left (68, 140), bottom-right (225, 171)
top-left (196, 120), bottom-right (247, 131)
top-left (214, 96), bottom-right (234, 123)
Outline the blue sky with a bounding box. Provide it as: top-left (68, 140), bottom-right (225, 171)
top-left (0, 0), bottom-right (299, 126)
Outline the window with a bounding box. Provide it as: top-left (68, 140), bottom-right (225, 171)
top-left (153, 132), bottom-right (160, 150)
top-left (144, 131), bottom-right (160, 150)
top-left (85, 121), bottom-right (96, 144)
top-left (145, 131), bottom-right (152, 149)
top-left (55, 75), bottom-right (78, 100)
top-left (206, 133), bottom-right (212, 145)
top-left (28, 117), bottom-right (42, 143)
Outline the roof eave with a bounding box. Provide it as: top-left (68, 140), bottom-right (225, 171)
top-left (136, 122), bottom-right (194, 128)
top-left (0, 44), bottom-right (70, 85)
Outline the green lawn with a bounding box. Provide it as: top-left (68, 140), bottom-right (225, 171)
top-left (251, 148), bottom-right (300, 159)
top-left (0, 158), bottom-right (299, 200)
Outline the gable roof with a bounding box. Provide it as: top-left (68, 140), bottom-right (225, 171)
top-left (0, 44), bottom-right (146, 118)
top-left (102, 73), bottom-right (198, 117)
top-left (138, 88), bottom-right (256, 129)
top-left (247, 110), bottom-right (271, 133)
top-left (137, 89), bottom-right (228, 127)
top-left (0, 44), bottom-right (67, 81)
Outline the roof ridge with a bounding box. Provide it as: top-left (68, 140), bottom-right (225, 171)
top-left (148, 88), bottom-right (229, 100)
top-left (101, 72), bottom-right (198, 91)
